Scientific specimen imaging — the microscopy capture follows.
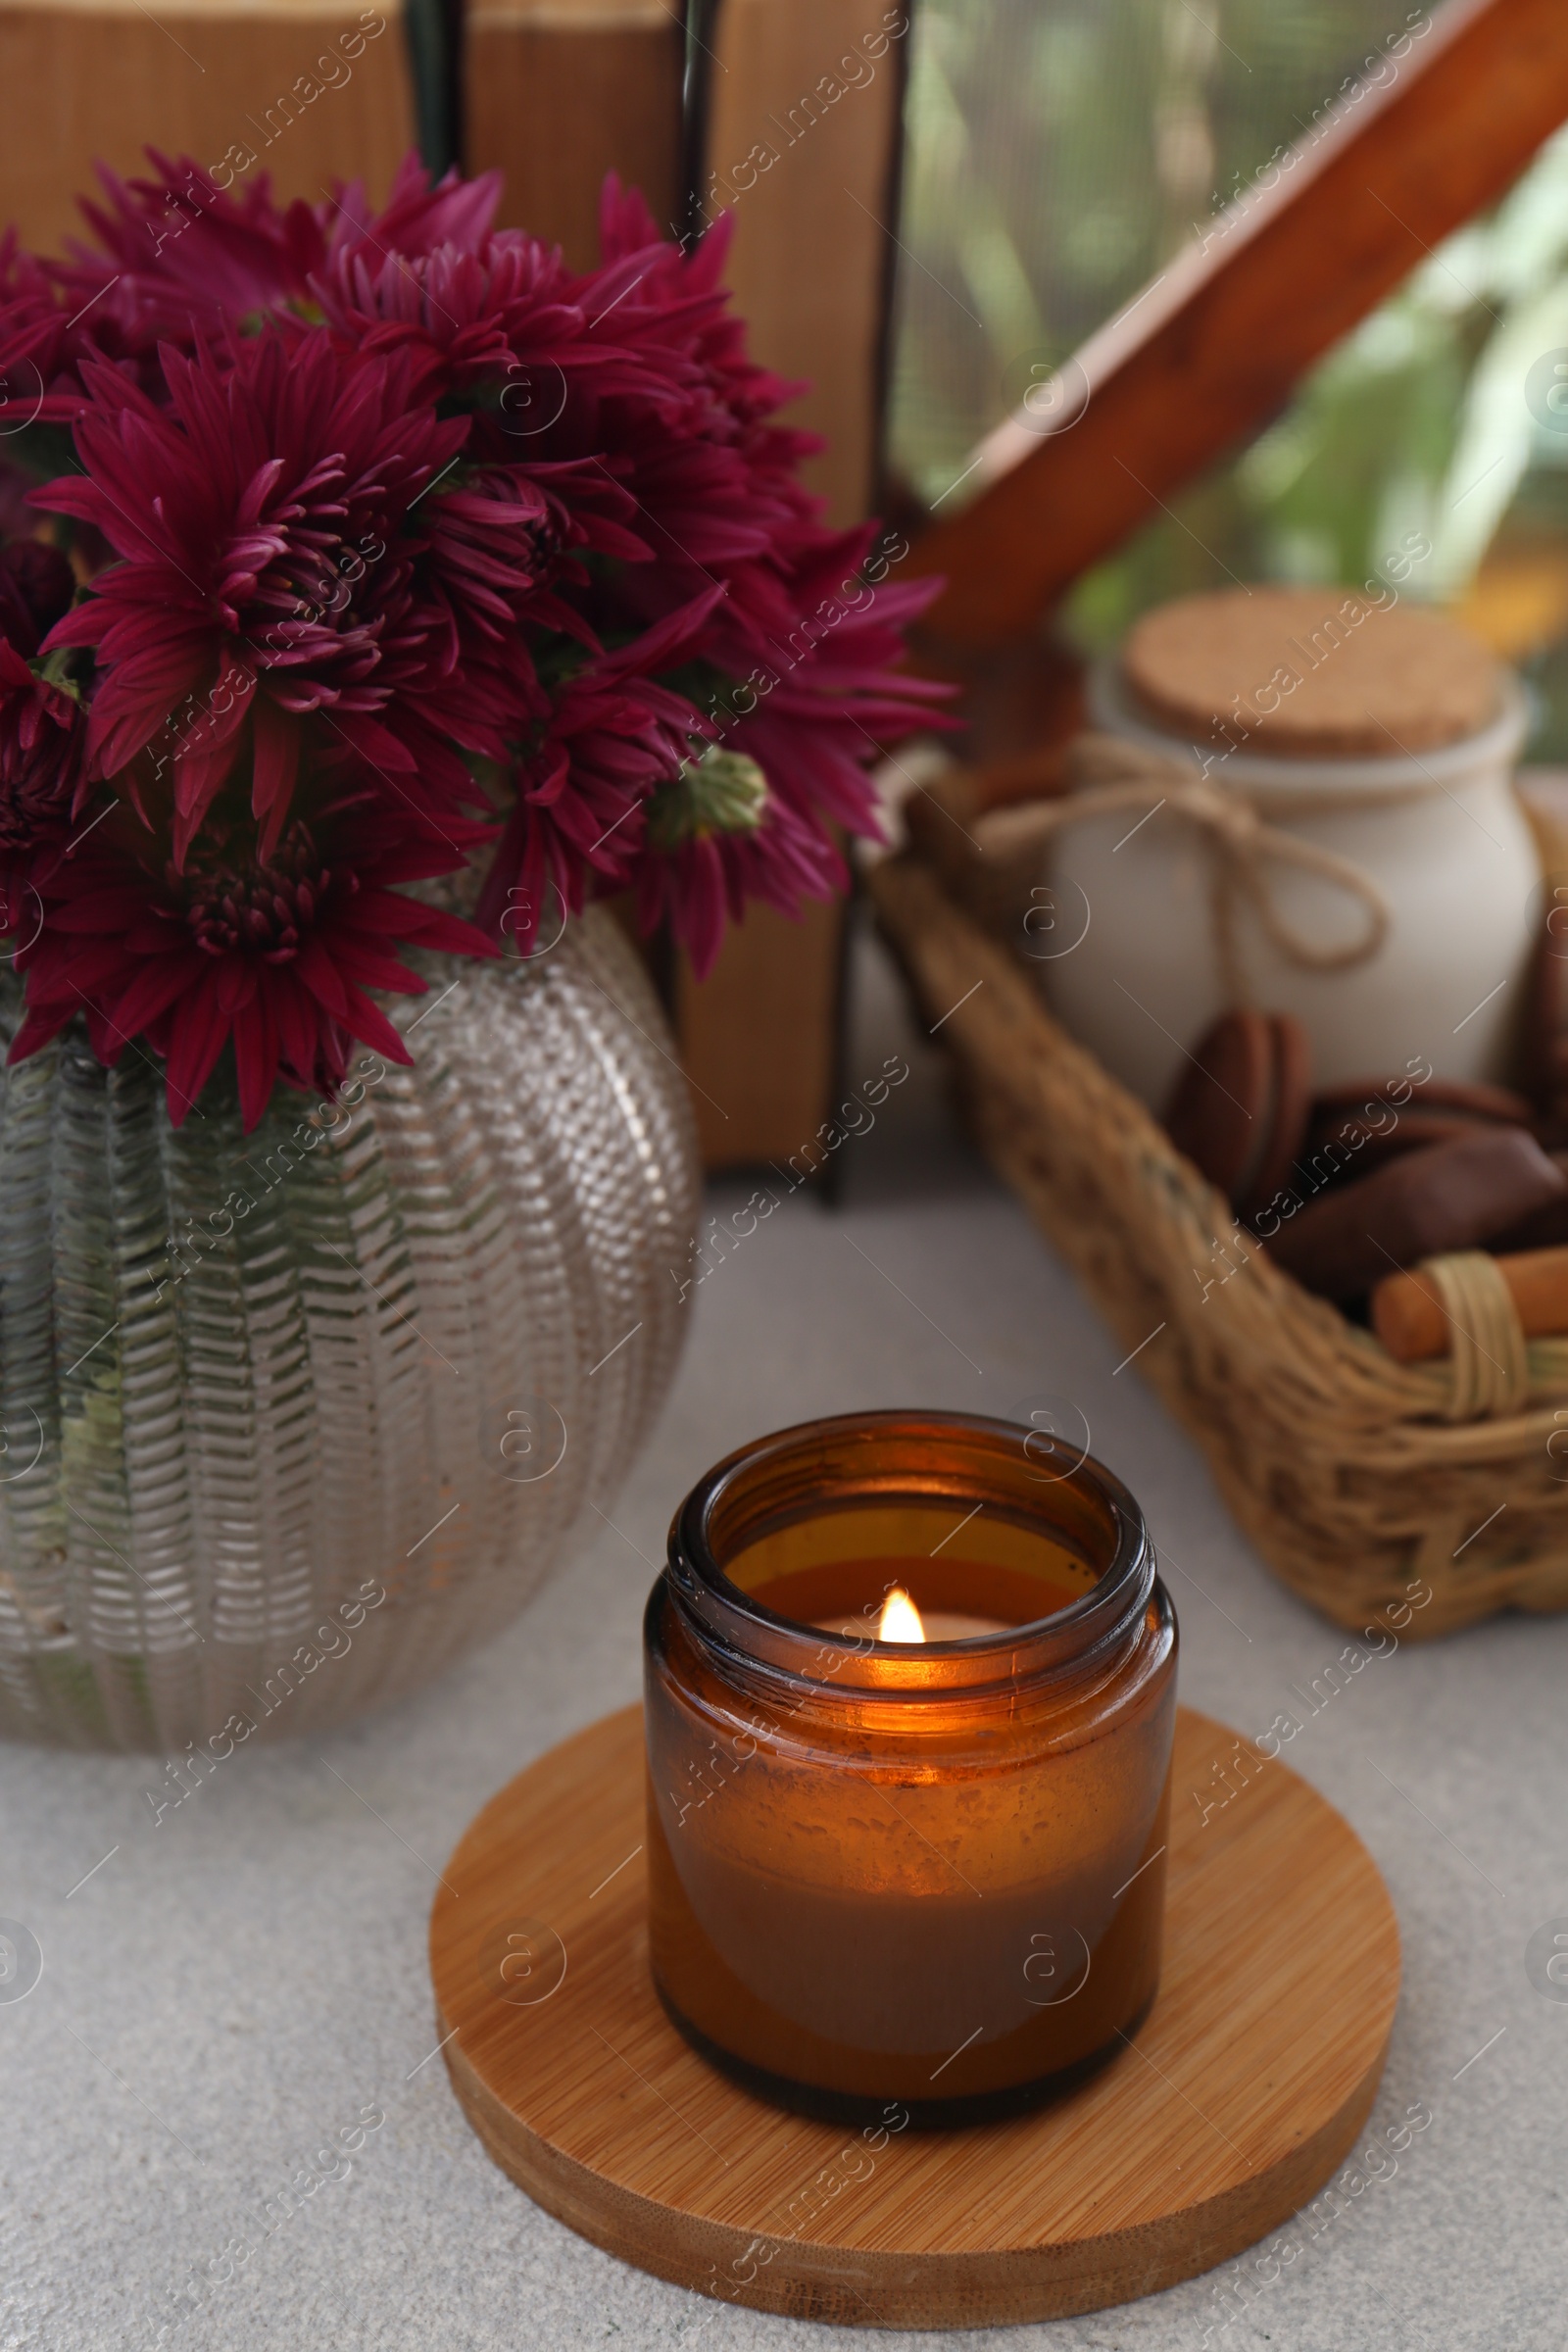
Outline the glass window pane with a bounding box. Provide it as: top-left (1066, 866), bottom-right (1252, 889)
top-left (886, 5), bottom-right (1568, 755)
top-left (887, 0), bottom-right (1418, 509)
top-left (1060, 123), bottom-right (1568, 758)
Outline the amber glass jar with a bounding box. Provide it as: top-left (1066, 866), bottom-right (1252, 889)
top-left (643, 1411), bottom-right (1177, 2126)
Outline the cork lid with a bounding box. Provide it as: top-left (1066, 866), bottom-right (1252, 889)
top-left (1120, 586), bottom-right (1502, 760)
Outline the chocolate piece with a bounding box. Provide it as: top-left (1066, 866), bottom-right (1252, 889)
top-left (1164, 1011), bottom-right (1274, 1200)
top-left (1165, 1009), bottom-right (1314, 1217)
top-left (1299, 1106), bottom-right (1488, 1179)
top-left (1312, 1075), bottom-right (1531, 1126)
top-left (1298, 1073), bottom-right (1536, 1190)
top-left (1238, 1015), bottom-right (1314, 1223)
top-left (1524, 882), bottom-right (1568, 1133)
top-left (1260, 1128), bottom-right (1568, 1299)
top-left (1485, 1152), bottom-right (1568, 1254)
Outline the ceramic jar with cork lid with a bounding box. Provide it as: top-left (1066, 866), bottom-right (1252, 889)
top-left (1034, 586), bottom-right (1536, 1111)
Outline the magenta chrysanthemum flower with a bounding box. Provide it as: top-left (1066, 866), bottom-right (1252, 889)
top-left (705, 520), bottom-right (952, 828)
top-left (417, 458), bottom-right (644, 650)
top-left (33, 325), bottom-right (665, 856)
top-left (481, 180), bottom-right (951, 969)
top-left (475, 590), bottom-right (722, 942)
top-left (17, 152), bottom-right (508, 416)
top-left (0, 539), bottom-right (89, 926)
top-left (36, 330), bottom-right (488, 848)
top-left (0, 234), bottom-right (61, 386)
top-left (314, 225), bottom-right (664, 416)
top-left (442, 188), bottom-right (944, 970)
top-left (11, 794), bottom-right (494, 1128)
top-left (65, 160), bottom-right (328, 348)
top-left (0, 647), bottom-right (89, 931)
top-left (0, 538), bottom-right (74, 657)
top-left (0, 147), bottom-right (949, 1124)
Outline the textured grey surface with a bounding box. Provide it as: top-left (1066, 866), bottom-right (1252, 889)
top-left (4, 913), bottom-right (1562, 2351)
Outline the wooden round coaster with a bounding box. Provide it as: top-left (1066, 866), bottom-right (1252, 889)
top-left (429, 1706), bottom-right (1399, 2330)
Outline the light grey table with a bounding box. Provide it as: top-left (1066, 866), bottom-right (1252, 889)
top-left (5, 916), bottom-right (1561, 2352)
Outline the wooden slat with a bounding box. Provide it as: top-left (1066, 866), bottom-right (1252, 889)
top-left (0, 0), bottom-right (416, 257)
top-left (674, 0), bottom-right (907, 1170)
top-left (697, 0), bottom-right (907, 522)
top-left (674, 892), bottom-right (844, 1171)
top-left (464, 0), bottom-right (682, 266)
top-left (903, 0), bottom-right (1568, 647)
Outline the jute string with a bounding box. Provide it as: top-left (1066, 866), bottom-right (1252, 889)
top-left (975, 733), bottom-right (1439, 1004)
top-left (1420, 1251), bottom-right (1532, 1421)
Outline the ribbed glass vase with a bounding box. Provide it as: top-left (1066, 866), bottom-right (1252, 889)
top-left (0, 908), bottom-right (700, 1750)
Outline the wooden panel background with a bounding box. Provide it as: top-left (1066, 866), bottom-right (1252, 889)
top-left (673, 0), bottom-right (907, 1169)
top-left (0, 0), bottom-right (416, 255)
top-left (465, 0), bottom-right (681, 267)
top-left (698, 0), bottom-right (907, 524)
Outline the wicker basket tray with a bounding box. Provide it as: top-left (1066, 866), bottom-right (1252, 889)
top-left (868, 854), bottom-right (1568, 1639)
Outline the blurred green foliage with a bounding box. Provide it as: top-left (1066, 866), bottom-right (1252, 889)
top-left (886, 2), bottom-right (1568, 754)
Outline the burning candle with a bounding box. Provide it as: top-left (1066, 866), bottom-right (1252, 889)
top-left (827, 1587), bottom-right (1009, 1644)
top-left (644, 1411), bottom-right (1177, 2125)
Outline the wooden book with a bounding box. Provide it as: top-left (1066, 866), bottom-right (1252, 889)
top-left (673, 0), bottom-right (907, 1171)
top-left (696, 0), bottom-right (908, 523)
top-left (674, 892), bottom-right (846, 1172)
top-left (0, 0), bottom-right (416, 256)
top-left (464, 0), bottom-right (682, 267)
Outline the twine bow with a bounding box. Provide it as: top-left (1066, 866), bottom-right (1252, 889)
top-left (974, 734), bottom-right (1434, 1005)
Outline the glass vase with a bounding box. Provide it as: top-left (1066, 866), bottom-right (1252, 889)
top-left (0, 907), bottom-right (700, 1750)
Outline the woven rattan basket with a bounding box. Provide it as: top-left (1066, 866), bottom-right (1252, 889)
top-left (868, 853), bottom-right (1568, 1639)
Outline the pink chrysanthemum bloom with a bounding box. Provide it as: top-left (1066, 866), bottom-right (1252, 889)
top-left (11, 790), bottom-right (495, 1128)
top-left (18, 147), bottom-right (676, 441)
top-left (541, 188), bottom-right (813, 638)
top-left (628, 523), bottom-right (949, 980)
top-left (0, 233), bottom-right (72, 415)
top-left (698, 517), bottom-right (952, 829)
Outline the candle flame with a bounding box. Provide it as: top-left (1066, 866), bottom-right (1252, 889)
top-left (877, 1587), bottom-right (926, 1643)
